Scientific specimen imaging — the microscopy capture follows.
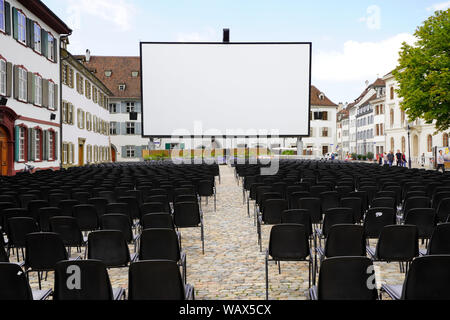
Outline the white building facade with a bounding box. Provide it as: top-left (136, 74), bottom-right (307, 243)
top-left (61, 49), bottom-right (112, 167)
top-left (0, 0), bottom-right (71, 176)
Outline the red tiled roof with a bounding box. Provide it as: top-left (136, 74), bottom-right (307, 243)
top-left (310, 85), bottom-right (337, 107)
top-left (18, 0), bottom-right (72, 34)
top-left (75, 55), bottom-right (141, 99)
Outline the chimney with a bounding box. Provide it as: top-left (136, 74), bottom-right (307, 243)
top-left (85, 49), bottom-right (91, 63)
top-left (365, 80), bottom-right (369, 87)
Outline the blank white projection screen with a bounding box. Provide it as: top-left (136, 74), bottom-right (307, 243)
top-left (140, 43), bottom-right (311, 136)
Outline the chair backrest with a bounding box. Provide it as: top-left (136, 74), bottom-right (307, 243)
top-left (72, 192), bottom-right (90, 204)
top-left (298, 197), bottom-right (322, 223)
top-left (25, 232), bottom-right (68, 271)
top-left (363, 207), bottom-right (396, 239)
top-left (87, 230), bottom-right (130, 268)
top-left (117, 196), bottom-right (140, 220)
top-left (49, 216), bottom-right (84, 247)
top-left (281, 209), bottom-right (312, 237)
top-left (87, 198), bottom-right (108, 217)
top-left (401, 255), bottom-right (450, 300)
top-left (349, 191), bottom-right (368, 211)
top-left (58, 199), bottom-right (80, 216)
top-left (288, 191), bottom-right (311, 209)
top-left (198, 180), bottom-right (214, 196)
top-left (27, 200), bottom-right (49, 220)
top-left (268, 224), bottom-right (310, 260)
top-left (173, 202), bottom-right (200, 228)
top-left (371, 197), bottom-right (396, 211)
top-left (141, 213), bottom-right (174, 229)
top-left (128, 260), bottom-right (186, 300)
top-left (145, 195), bottom-right (170, 213)
top-left (404, 196), bottom-right (431, 217)
top-left (141, 202), bottom-right (167, 215)
top-left (7, 217), bottom-right (39, 247)
top-left (139, 228), bottom-right (181, 261)
top-left (324, 224), bottom-right (366, 258)
top-left (38, 207), bottom-right (62, 232)
top-left (48, 193), bottom-right (69, 207)
top-left (436, 198), bottom-right (450, 222)
top-left (322, 208), bottom-right (354, 237)
top-left (320, 191), bottom-right (340, 214)
top-left (54, 260), bottom-right (114, 300)
top-left (0, 263), bottom-right (33, 300)
top-left (2, 208), bottom-right (29, 235)
top-left (427, 223), bottom-right (450, 255)
top-left (100, 214), bottom-right (133, 243)
top-left (340, 197), bottom-right (363, 222)
top-left (262, 199), bottom-right (287, 224)
top-left (404, 208), bottom-right (436, 239)
top-left (105, 203), bottom-right (128, 215)
top-left (317, 256), bottom-right (377, 300)
top-left (73, 204), bottom-right (99, 231)
top-left (375, 225), bottom-right (418, 261)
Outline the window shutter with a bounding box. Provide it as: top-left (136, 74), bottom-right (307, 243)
top-left (25, 18), bottom-right (32, 47)
top-left (28, 128), bottom-right (34, 161)
top-left (71, 143), bottom-right (74, 164)
top-left (41, 29), bottom-right (48, 58)
top-left (14, 126), bottom-right (20, 162)
top-left (121, 122), bottom-right (127, 135)
top-left (42, 79), bottom-right (49, 108)
top-left (115, 122), bottom-right (120, 135)
top-left (13, 65), bottom-right (18, 99)
top-left (121, 146), bottom-right (126, 158)
top-left (12, 6), bottom-right (17, 40)
top-left (53, 38), bottom-right (58, 62)
top-left (42, 130), bottom-right (48, 161)
top-left (136, 122), bottom-right (142, 135)
top-left (5, 2), bottom-right (11, 35)
top-left (6, 62), bottom-right (12, 97)
top-left (54, 132), bottom-right (58, 160)
top-left (135, 102), bottom-right (141, 113)
top-left (121, 102), bottom-right (127, 113)
top-left (53, 83), bottom-right (58, 110)
top-left (27, 72), bottom-right (33, 103)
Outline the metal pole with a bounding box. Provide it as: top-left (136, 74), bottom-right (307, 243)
top-left (407, 125), bottom-right (412, 169)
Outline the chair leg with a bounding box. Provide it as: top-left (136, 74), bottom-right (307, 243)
top-left (200, 224), bottom-right (205, 255)
top-left (265, 254), bottom-right (269, 300)
top-left (38, 271), bottom-right (42, 290)
top-left (247, 198), bottom-right (250, 217)
top-left (278, 261), bottom-right (281, 274)
top-left (214, 193), bottom-right (216, 212)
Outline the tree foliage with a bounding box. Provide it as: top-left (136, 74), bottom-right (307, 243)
top-left (393, 9), bottom-right (450, 132)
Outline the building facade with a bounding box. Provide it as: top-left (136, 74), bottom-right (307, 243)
top-left (383, 71), bottom-right (449, 166)
top-left (76, 54), bottom-right (149, 162)
top-left (61, 48), bottom-right (112, 168)
top-left (0, 0), bottom-right (71, 176)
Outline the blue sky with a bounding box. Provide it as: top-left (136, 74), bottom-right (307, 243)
top-left (44, 0), bottom-right (450, 103)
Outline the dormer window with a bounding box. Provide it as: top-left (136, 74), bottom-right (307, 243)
top-left (119, 84), bottom-right (126, 91)
top-left (105, 70), bottom-right (112, 77)
top-left (319, 93), bottom-right (325, 100)
top-left (131, 71), bottom-right (139, 77)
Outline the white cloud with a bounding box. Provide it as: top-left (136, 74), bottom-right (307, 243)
top-left (358, 5), bottom-right (381, 30)
top-left (176, 28), bottom-right (221, 42)
top-left (313, 33), bottom-right (416, 82)
top-left (427, 1), bottom-right (450, 11)
top-left (65, 0), bottom-right (136, 31)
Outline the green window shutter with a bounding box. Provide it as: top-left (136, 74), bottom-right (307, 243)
top-left (5, 2), bottom-right (11, 36)
top-left (14, 126), bottom-right (20, 162)
top-left (54, 132), bottom-right (58, 161)
top-left (6, 62), bottom-right (12, 97)
top-left (13, 65), bottom-right (18, 99)
top-left (28, 128), bottom-right (34, 161)
top-left (121, 146), bottom-right (127, 158)
top-left (53, 38), bottom-right (58, 62)
top-left (135, 122), bottom-right (142, 135)
top-left (27, 72), bottom-right (33, 103)
top-left (121, 122), bottom-right (127, 135)
top-left (12, 7), bottom-right (17, 40)
top-left (53, 83), bottom-right (58, 110)
top-left (41, 29), bottom-right (48, 58)
top-left (42, 79), bottom-right (49, 108)
top-left (42, 130), bottom-right (48, 161)
top-left (25, 18), bottom-right (32, 47)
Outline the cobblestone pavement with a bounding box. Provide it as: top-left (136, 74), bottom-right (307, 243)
top-left (21, 165), bottom-right (416, 300)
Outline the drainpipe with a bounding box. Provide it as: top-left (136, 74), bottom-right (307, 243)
top-left (59, 33), bottom-right (72, 170)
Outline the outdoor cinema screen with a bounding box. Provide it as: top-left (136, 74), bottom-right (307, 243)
top-left (140, 42), bottom-right (311, 137)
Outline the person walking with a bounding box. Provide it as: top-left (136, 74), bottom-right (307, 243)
top-left (378, 153), bottom-right (383, 165)
top-left (388, 151), bottom-right (394, 167)
top-left (395, 150), bottom-right (402, 166)
top-left (437, 150), bottom-right (445, 173)
top-left (402, 153), bottom-right (407, 167)
top-left (384, 152), bottom-right (388, 165)
top-left (421, 153), bottom-right (425, 167)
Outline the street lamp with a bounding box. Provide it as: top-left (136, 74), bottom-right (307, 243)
top-left (407, 124), bottom-right (412, 169)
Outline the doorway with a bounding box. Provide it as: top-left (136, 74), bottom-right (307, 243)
top-left (111, 145), bottom-right (116, 162)
top-left (78, 138), bottom-right (86, 166)
top-left (0, 126), bottom-right (9, 176)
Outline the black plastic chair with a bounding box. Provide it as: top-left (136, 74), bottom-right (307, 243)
top-left (98, 191), bottom-right (116, 204)
top-left (340, 197), bottom-right (363, 222)
top-left (72, 192), bottom-right (90, 204)
top-left (265, 224), bottom-right (313, 299)
top-left (141, 202), bottom-right (167, 215)
top-left (53, 260), bottom-right (125, 300)
top-left (73, 204), bottom-right (99, 232)
top-left (19, 194), bottom-right (39, 209)
top-left (128, 260), bottom-right (194, 300)
top-left (48, 193), bottom-right (69, 207)
top-left (367, 225), bottom-right (419, 273)
top-left (145, 195), bottom-right (171, 213)
top-left (38, 207), bottom-right (63, 232)
top-left (87, 230), bottom-right (136, 268)
top-left (6, 217), bottom-right (39, 262)
top-left (117, 196), bottom-right (140, 223)
top-left (363, 207), bottom-right (396, 240)
top-left (320, 191), bottom-right (340, 214)
top-left (316, 208), bottom-right (354, 247)
top-left (100, 214), bottom-right (139, 252)
top-left (58, 199), bottom-right (80, 217)
top-left (24, 232), bottom-right (79, 290)
top-left (298, 197), bottom-right (322, 225)
top-left (27, 200), bottom-right (49, 221)
top-left (404, 208), bottom-right (436, 241)
top-left (139, 228), bottom-right (187, 283)
top-left (198, 180), bottom-right (216, 211)
top-left (371, 197), bottom-right (396, 212)
top-left (49, 216), bottom-right (87, 257)
top-left (436, 198), bottom-right (450, 222)
top-left (0, 262), bottom-right (52, 300)
top-left (422, 223), bottom-right (450, 255)
top-left (381, 255), bottom-right (450, 300)
top-left (88, 197), bottom-right (109, 218)
top-left (309, 256), bottom-right (378, 300)
top-left (257, 199), bottom-right (288, 251)
top-left (288, 191), bottom-right (310, 209)
top-left (173, 201), bottom-right (204, 254)
top-left (141, 213), bottom-right (175, 229)
top-left (403, 196), bottom-right (430, 219)
top-left (2, 208), bottom-right (29, 235)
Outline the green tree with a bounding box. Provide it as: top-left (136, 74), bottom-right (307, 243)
top-left (393, 9), bottom-right (450, 132)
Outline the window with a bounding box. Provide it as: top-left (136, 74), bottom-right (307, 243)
top-left (401, 109), bottom-right (405, 124)
top-left (427, 135), bottom-right (433, 152)
top-left (126, 122), bottom-right (135, 135)
top-left (34, 23), bottom-right (41, 53)
top-left (105, 70), bottom-right (112, 77)
top-left (126, 146), bottom-right (135, 158)
top-left (401, 136), bottom-right (406, 153)
top-left (390, 109), bottom-right (394, 127)
top-left (76, 73), bottom-right (84, 95)
top-left (69, 67), bottom-right (74, 88)
top-left (18, 67), bottom-right (27, 102)
top-left (94, 146), bottom-right (98, 162)
top-left (92, 87), bottom-right (97, 103)
top-left (119, 84), bottom-right (126, 91)
top-left (126, 102), bottom-right (135, 113)
top-left (62, 64), bottom-right (68, 85)
top-left (109, 122), bottom-right (117, 135)
top-left (443, 133), bottom-right (449, 147)
top-left (17, 10), bottom-right (26, 44)
top-left (86, 113), bottom-right (91, 131)
top-left (131, 71), bottom-right (139, 77)
top-left (48, 82), bottom-right (55, 110)
top-left (34, 75), bottom-right (42, 106)
top-left (48, 131), bottom-right (54, 160)
top-left (390, 137), bottom-right (394, 152)
top-left (77, 109), bottom-right (85, 129)
top-left (68, 103), bottom-right (74, 125)
top-left (0, 59), bottom-right (5, 96)
top-left (0, 0), bottom-right (4, 32)
top-left (109, 103), bottom-right (117, 113)
top-left (322, 111), bottom-right (328, 121)
top-left (380, 124), bottom-right (384, 136)
top-left (87, 145), bottom-right (92, 163)
top-left (18, 126), bottom-right (26, 161)
top-left (390, 86), bottom-right (394, 100)
top-left (62, 143), bottom-right (68, 164)
top-left (85, 80), bottom-right (91, 99)
top-left (34, 129), bottom-right (41, 161)
top-left (321, 127), bottom-right (328, 137)
top-left (48, 34), bottom-right (55, 62)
